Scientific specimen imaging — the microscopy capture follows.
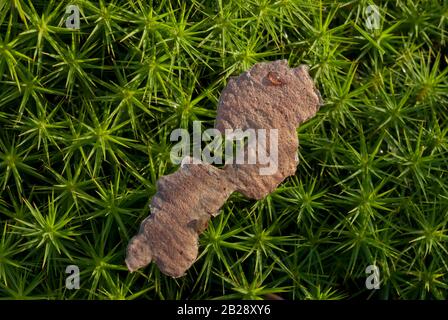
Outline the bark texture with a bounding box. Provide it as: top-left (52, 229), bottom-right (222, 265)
top-left (126, 60), bottom-right (322, 277)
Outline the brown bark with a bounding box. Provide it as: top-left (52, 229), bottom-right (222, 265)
top-left (126, 60), bottom-right (322, 277)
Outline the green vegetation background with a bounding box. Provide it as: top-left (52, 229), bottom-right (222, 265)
top-left (0, 0), bottom-right (447, 299)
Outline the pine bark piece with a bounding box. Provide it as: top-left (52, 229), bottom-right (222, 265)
top-left (126, 159), bottom-right (234, 277)
top-left (216, 60), bottom-right (322, 199)
top-left (126, 60), bottom-right (322, 278)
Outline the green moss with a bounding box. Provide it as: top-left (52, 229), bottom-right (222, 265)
top-left (0, 0), bottom-right (447, 299)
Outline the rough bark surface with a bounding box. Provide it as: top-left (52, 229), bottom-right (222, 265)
top-left (126, 60), bottom-right (322, 277)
